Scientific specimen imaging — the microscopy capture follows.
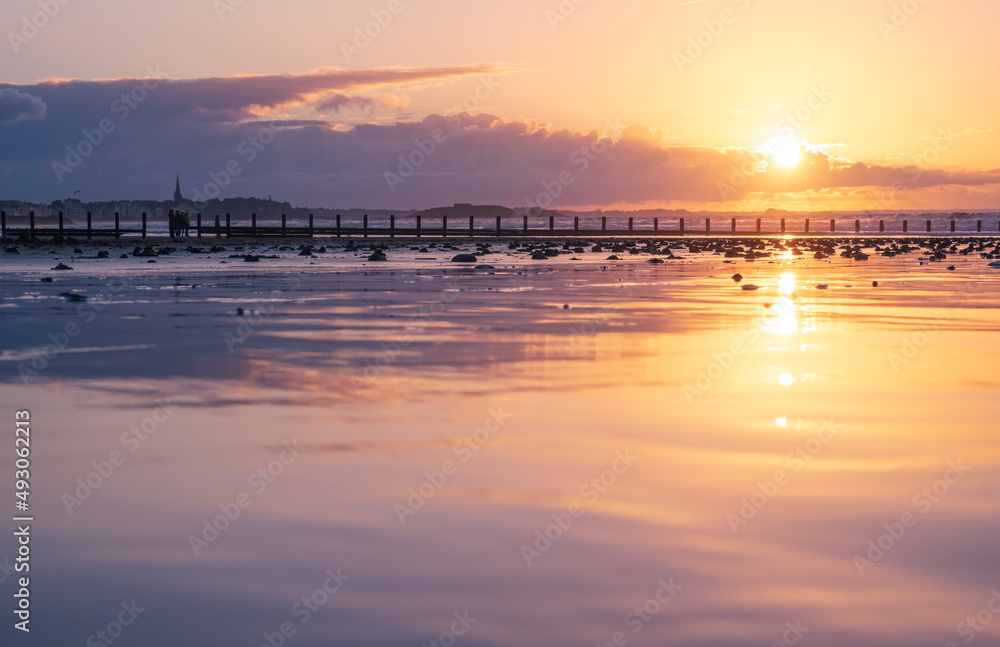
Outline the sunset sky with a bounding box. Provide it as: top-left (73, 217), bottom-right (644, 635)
top-left (1, 0), bottom-right (998, 211)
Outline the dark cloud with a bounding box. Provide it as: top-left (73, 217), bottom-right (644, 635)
top-left (314, 94), bottom-right (379, 114)
top-left (0, 68), bottom-right (996, 207)
top-left (0, 88), bottom-right (46, 125)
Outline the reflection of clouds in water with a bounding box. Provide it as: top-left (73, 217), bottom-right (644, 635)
top-left (6, 255), bottom-right (1000, 647)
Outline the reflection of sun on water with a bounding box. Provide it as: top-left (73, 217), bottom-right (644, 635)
top-left (760, 274), bottom-right (801, 336)
top-left (778, 273), bottom-right (796, 295)
top-left (763, 297), bottom-right (799, 336)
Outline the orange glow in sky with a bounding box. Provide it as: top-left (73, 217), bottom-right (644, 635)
top-left (1, 0), bottom-right (998, 209)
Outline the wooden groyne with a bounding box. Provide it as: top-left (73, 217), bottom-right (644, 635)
top-left (2, 210), bottom-right (999, 240)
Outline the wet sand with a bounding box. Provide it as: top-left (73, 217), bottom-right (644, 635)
top-left (2, 236), bottom-right (1000, 646)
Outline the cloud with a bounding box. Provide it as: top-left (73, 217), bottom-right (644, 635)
top-left (314, 93), bottom-right (409, 115)
top-left (0, 89), bottom-right (46, 125)
top-left (0, 67), bottom-right (996, 208)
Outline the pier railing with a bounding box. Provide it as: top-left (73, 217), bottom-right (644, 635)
top-left (2, 211), bottom-right (998, 240)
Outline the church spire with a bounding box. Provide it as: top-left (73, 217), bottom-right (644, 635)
top-left (174, 175), bottom-right (182, 203)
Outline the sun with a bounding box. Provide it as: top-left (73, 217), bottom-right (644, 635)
top-left (774, 141), bottom-right (802, 168)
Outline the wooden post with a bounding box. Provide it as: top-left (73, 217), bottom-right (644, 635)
top-left (143, 212), bottom-right (148, 239)
top-left (195, 213), bottom-right (200, 239)
top-left (281, 213), bottom-right (287, 237)
top-left (226, 213), bottom-right (231, 238)
top-left (309, 214), bottom-right (314, 238)
top-left (574, 216), bottom-right (579, 232)
top-left (731, 217), bottom-right (736, 234)
top-left (216, 215), bottom-right (221, 238)
top-left (756, 218), bottom-right (761, 234)
top-left (336, 214), bottom-right (341, 238)
top-left (654, 217), bottom-right (659, 233)
top-left (251, 213), bottom-right (256, 237)
top-left (549, 216), bottom-right (554, 232)
top-left (977, 220), bottom-right (982, 233)
top-left (879, 220), bottom-right (885, 233)
top-left (628, 217), bottom-right (634, 232)
top-left (87, 212), bottom-right (92, 240)
top-left (704, 218), bottom-right (709, 235)
top-left (523, 215), bottom-right (528, 233)
top-left (363, 214), bottom-right (368, 238)
top-left (416, 214), bottom-right (421, 238)
top-left (926, 220), bottom-right (931, 233)
top-left (805, 218), bottom-right (810, 234)
top-left (59, 211), bottom-right (64, 236)
top-left (390, 214), bottom-right (395, 238)
top-left (830, 219), bottom-right (835, 233)
top-left (602, 216), bottom-right (607, 232)
top-left (469, 215), bottom-right (474, 237)
top-left (496, 215), bottom-right (501, 235)
top-left (680, 218), bottom-right (685, 235)
top-left (114, 212), bottom-right (120, 239)
top-left (442, 215), bottom-right (447, 238)
top-left (951, 220), bottom-right (956, 233)
top-left (903, 220), bottom-right (908, 233)
top-left (30, 210), bottom-right (35, 238)
top-left (781, 218), bottom-right (785, 234)
top-left (0, 210), bottom-right (4, 238)
top-left (855, 219), bottom-right (860, 233)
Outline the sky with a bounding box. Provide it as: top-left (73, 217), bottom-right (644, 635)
top-left (1, 0), bottom-right (998, 211)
